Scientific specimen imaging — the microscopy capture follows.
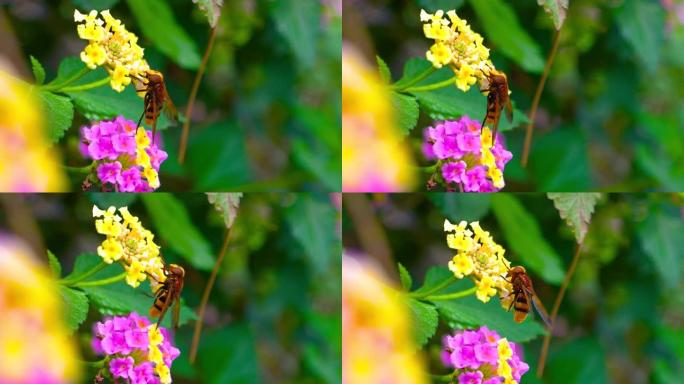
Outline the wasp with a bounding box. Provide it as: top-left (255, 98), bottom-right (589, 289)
top-left (480, 67), bottom-right (513, 145)
top-left (149, 263), bottom-right (185, 329)
top-left (503, 266), bottom-right (551, 327)
top-left (134, 69), bottom-right (178, 143)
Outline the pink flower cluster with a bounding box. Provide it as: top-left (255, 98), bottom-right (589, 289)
top-left (80, 116), bottom-right (167, 192)
top-left (423, 116), bottom-right (512, 192)
top-left (441, 326), bottom-right (529, 384)
top-left (92, 312), bottom-right (179, 384)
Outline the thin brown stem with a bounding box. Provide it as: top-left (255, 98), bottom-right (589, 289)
top-left (178, 25), bottom-right (219, 164)
top-left (537, 242), bottom-right (583, 378)
top-left (189, 225), bottom-right (233, 363)
top-left (521, 28), bottom-right (562, 167)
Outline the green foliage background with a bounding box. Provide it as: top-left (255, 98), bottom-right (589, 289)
top-left (5, 0), bottom-right (340, 191)
top-left (344, 0), bottom-right (684, 191)
top-left (342, 193), bottom-right (684, 383)
top-left (0, 193), bottom-right (341, 383)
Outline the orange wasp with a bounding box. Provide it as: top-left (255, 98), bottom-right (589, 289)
top-left (134, 69), bottom-right (178, 143)
top-left (503, 266), bottom-right (551, 327)
top-left (149, 262), bottom-right (185, 330)
top-left (480, 67), bottom-right (513, 145)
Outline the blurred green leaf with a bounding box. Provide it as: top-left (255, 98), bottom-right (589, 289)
top-left (197, 324), bottom-right (261, 384)
top-left (468, 0), bottom-right (545, 72)
top-left (142, 194), bottom-right (215, 271)
top-left (88, 192), bottom-right (139, 208)
top-left (194, 0), bottom-right (223, 28)
top-left (547, 193), bottom-right (601, 244)
top-left (72, 0), bottom-right (120, 10)
top-left (286, 194), bottom-right (337, 273)
top-left (407, 298), bottom-right (438, 347)
top-left (376, 55), bottom-right (391, 83)
top-left (47, 250), bottom-right (62, 278)
top-left (429, 193), bottom-right (492, 222)
top-left (528, 129), bottom-right (592, 190)
top-left (58, 286), bottom-right (89, 333)
top-left (207, 193), bottom-right (242, 229)
top-left (418, 0), bottom-right (464, 12)
top-left (616, 0), bottom-right (665, 73)
top-left (391, 92), bottom-right (419, 135)
top-left (30, 55), bottom-right (45, 85)
top-left (638, 208), bottom-right (684, 289)
top-left (270, 0), bottom-right (320, 69)
top-left (39, 90), bottom-right (74, 143)
top-left (491, 194), bottom-right (565, 284)
top-left (126, 0), bottom-right (201, 69)
top-left (537, 0), bottom-right (569, 29)
top-left (634, 144), bottom-right (684, 190)
top-left (545, 338), bottom-right (609, 384)
top-left (398, 262), bottom-right (413, 291)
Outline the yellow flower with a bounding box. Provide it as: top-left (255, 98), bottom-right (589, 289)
top-left (476, 275), bottom-right (497, 302)
top-left (455, 64), bottom-right (476, 92)
top-left (80, 43), bottom-right (107, 69)
top-left (136, 145), bottom-right (152, 168)
top-left (143, 167), bottom-right (160, 189)
top-left (148, 325), bottom-right (164, 346)
top-left (498, 338), bottom-right (513, 360)
top-left (110, 64), bottom-right (131, 92)
top-left (97, 238), bottom-right (123, 263)
top-left (155, 363), bottom-right (171, 384)
top-left (488, 167), bottom-right (504, 189)
top-left (426, 42), bottom-right (453, 68)
top-left (481, 127), bottom-right (493, 148)
top-left (448, 253), bottom-right (474, 278)
top-left (125, 260), bottom-right (146, 288)
top-left (136, 127), bottom-right (151, 147)
top-left (497, 359), bottom-right (513, 382)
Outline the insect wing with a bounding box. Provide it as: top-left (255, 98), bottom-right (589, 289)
top-left (163, 88), bottom-right (179, 123)
top-left (172, 296), bottom-right (181, 330)
top-left (504, 97), bottom-right (513, 123)
top-left (529, 290), bottom-right (552, 328)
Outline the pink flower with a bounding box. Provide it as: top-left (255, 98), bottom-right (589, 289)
top-left (110, 356), bottom-right (134, 379)
top-left (458, 371), bottom-right (484, 384)
top-left (117, 167), bottom-right (142, 192)
top-left (442, 161), bottom-right (467, 184)
top-left (96, 161), bottom-right (122, 184)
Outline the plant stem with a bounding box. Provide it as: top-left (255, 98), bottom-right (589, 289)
top-left (189, 224), bottom-right (234, 364)
top-left (59, 76), bottom-right (111, 93)
top-left (418, 164), bottom-right (439, 174)
top-left (521, 28), bottom-right (562, 168)
top-left (403, 77), bottom-right (456, 93)
top-left (62, 162), bottom-right (95, 174)
top-left (408, 275), bottom-right (457, 299)
top-left (429, 373), bottom-right (453, 382)
top-left (79, 358), bottom-right (106, 368)
top-left (59, 261), bottom-right (108, 285)
top-left (391, 66), bottom-right (437, 91)
top-left (536, 242), bottom-right (583, 378)
top-left (42, 67), bottom-right (90, 91)
top-left (425, 285), bottom-right (477, 301)
top-left (179, 24), bottom-right (219, 165)
top-left (72, 272), bottom-right (126, 288)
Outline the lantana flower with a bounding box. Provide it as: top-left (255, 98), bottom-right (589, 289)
top-left (93, 205), bottom-right (166, 289)
top-left (74, 9), bottom-right (149, 92)
top-left (442, 326), bottom-right (529, 384)
top-left (423, 116), bottom-right (512, 192)
top-left (80, 116), bottom-right (167, 192)
top-left (92, 312), bottom-right (180, 384)
top-left (420, 9), bottom-right (493, 92)
top-left (444, 219), bottom-right (513, 306)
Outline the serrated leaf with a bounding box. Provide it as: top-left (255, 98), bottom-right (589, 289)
top-left (376, 55), bottom-right (391, 83)
top-left (491, 195), bottom-right (564, 284)
top-left (47, 250), bottom-right (62, 278)
top-left (30, 55), bottom-right (45, 85)
top-left (537, 0), bottom-right (569, 29)
top-left (58, 286), bottom-right (89, 333)
top-left (638, 209), bottom-right (684, 289)
top-left (407, 298), bottom-right (438, 347)
top-left (391, 92), bottom-right (419, 135)
top-left (398, 262), bottom-right (412, 291)
top-left (38, 91), bottom-right (74, 143)
top-left (207, 193), bottom-right (242, 229)
top-left (434, 295), bottom-right (546, 343)
top-left (193, 0), bottom-right (223, 28)
top-left (547, 193), bottom-right (601, 244)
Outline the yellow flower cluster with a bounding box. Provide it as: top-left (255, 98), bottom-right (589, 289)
top-left (0, 71), bottom-right (67, 191)
top-left (420, 9), bottom-right (493, 92)
top-left (343, 255), bottom-right (428, 384)
top-left (480, 127), bottom-right (504, 189)
top-left (497, 338), bottom-right (516, 383)
top-left (135, 127), bottom-right (160, 189)
top-left (93, 205), bottom-right (166, 289)
top-left (444, 219), bottom-right (512, 304)
top-left (74, 9), bottom-right (149, 92)
top-left (148, 325), bottom-right (171, 384)
top-left (0, 238), bottom-right (80, 383)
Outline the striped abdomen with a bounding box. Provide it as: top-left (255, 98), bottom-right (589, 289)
top-left (513, 289), bottom-right (530, 323)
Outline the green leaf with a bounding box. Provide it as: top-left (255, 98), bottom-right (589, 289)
top-left (141, 194), bottom-right (215, 271)
top-left (58, 286), bottom-right (89, 333)
top-left (528, 128), bottom-right (592, 191)
top-left (376, 55), bottom-right (391, 83)
top-left (391, 92), bottom-right (419, 135)
top-left (398, 262), bottom-right (413, 291)
top-left (49, 56), bottom-right (87, 88)
top-left (30, 55), bottom-right (46, 85)
top-left (89, 193), bottom-right (139, 209)
top-left (38, 91), bottom-right (74, 143)
top-left (412, 266), bottom-right (458, 297)
top-left (429, 193), bottom-right (491, 222)
top-left (468, 0), bottom-right (545, 73)
top-left (634, 144), bottom-right (684, 190)
top-left (197, 324), bottom-right (261, 384)
top-left (270, 0), bottom-right (321, 69)
top-left (47, 250), bottom-right (62, 278)
top-left (286, 194), bottom-right (338, 273)
top-left (547, 193), bottom-right (601, 244)
top-left (206, 193), bottom-right (242, 229)
top-left (72, 0), bottom-right (120, 10)
top-left (491, 194), bottom-right (564, 284)
top-left (193, 0), bottom-right (223, 28)
top-left (638, 208), bottom-right (684, 289)
top-left (126, 0), bottom-right (201, 69)
top-left (616, 0), bottom-right (665, 73)
top-left (434, 294), bottom-right (546, 343)
top-left (544, 338), bottom-right (609, 384)
top-left (537, 0), bottom-right (569, 29)
top-left (407, 298), bottom-right (438, 347)
top-left (418, 0), bottom-right (464, 12)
